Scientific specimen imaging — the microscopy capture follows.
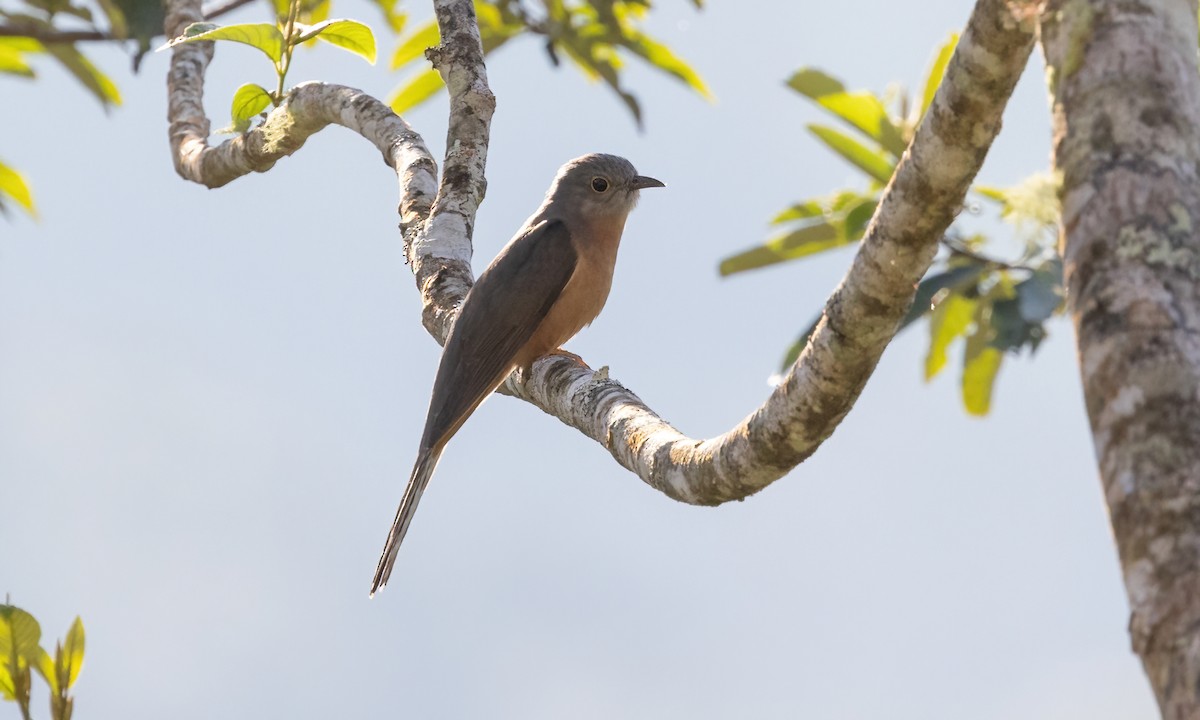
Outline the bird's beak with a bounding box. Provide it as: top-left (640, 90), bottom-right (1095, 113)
top-left (632, 175), bottom-right (666, 190)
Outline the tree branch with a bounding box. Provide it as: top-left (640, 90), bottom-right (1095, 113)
top-left (494, 0), bottom-right (1039, 503)
top-left (403, 0), bottom-right (497, 340)
top-left (201, 0), bottom-right (257, 21)
top-left (940, 236), bottom-right (1038, 272)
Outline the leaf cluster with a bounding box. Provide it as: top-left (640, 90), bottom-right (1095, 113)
top-left (0, 0), bottom-right (134, 218)
top-left (389, 0), bottom-right (710, 126)
top-left (0, 603), bottom-right (85, 720)
top-left (2, 0), bottom-right (704, 218)
top-left (0, 0), bottom-right (126, 102)
top-left (720, 34), bottom-right (1065, 415)
top-left (163, 2), bottom-right (377, 134)
top-left (0, 0), bottom-right (401, 213)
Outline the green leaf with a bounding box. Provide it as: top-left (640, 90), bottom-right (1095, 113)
top-left (23, 0), bottom-right (93, 21)
top-left (770, 200), bottom-right (824, 225)
top-left (900, 263), bottom-right (986, 330)
top-left (719, 222), bottom-right (843, 276)
top-left (474, 2), bottom-right (524, 52)
top-left (112, 0), bottom-right (165, 54)
top-left (807, 124), bottom-right (895, 184)
top-left (309, 0), bottom-right (332, 24)
top-left (0, 660), bottom-right (13, 700)
top-left (788, 260), bottom-right (985, 373)
top-left (96, 0), bottom-right (128, 39)
top-left (388, 68), bottom-right (445, 114)
top-left (990, 296), bottom-right (1045, 352)
top-left (34, 647), bottom-right (57, 694)
top-left (164, 22), bottom-right (285, 63)
top-left (819, 93), bottom-right (907, 157)
top-left (625, 31), bottom-right (712, 100)
top-left (368, 0), bottom-right (406, 32)
top-left (1015, 271), bottom-right (1062, 323)
top-left (43, 44), bottom-right (122, 108)
top-left (0, 160), bottom-right (36, 217)
top-left (724, 192), bottom-right (877, 276)
top-left (925, 293), bottom-right (975, 380)
top-left (920, 32), bottom-right (958, 114)
top-left (779, 325), bottom-right (813, 371)
top-left (49, 1), bottom-right (92, 20)
top-left (278, 0), bottom-right (330, 24)
top-left (296, 19), bottom-right (376, 64)
top-left (973, 185), bottom-right (1007, 203)
top-left (982, 171), bottom-right (1062, 227)
top-left (0, 38), bottom-right (42, 53)
top-left (0, 605), bottom-right (43, 672)
top-left (60, 618), bottom-right (84, 690)
top-left (390, 18), bottom-right (438, 69)
top-left (787, 69), bottom-right (907, 157)
top-left (785, 67), bottom-right (845, 97)
top-left (843, 200), bottom-right (876, 238)
top-left (555, 32), bottom-right (643, 127)
top-left (229, 82), bottom-right (272, 128)
top-left (0, 42), bottom-right (35, 77)
top-left (963, 329), bottom-right (1003, 416)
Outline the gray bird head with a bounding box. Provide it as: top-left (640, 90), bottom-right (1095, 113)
top-left (543, 153), bottom-right (664, 220)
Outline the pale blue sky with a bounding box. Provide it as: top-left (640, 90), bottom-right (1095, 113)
top-left (2, 1), bottom-right (1158, 718)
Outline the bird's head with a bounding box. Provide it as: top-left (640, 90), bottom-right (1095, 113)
top-left (546, 153), bottom-right (664, 220)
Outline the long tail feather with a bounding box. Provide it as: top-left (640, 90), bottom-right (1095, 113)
top-left (370, 447), bottom-right (443, 597)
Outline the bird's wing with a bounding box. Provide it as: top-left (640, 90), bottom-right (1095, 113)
top-left (420, 218), bottom-right (578, 451)
top-left (371, 219), bottom-right (577, 596)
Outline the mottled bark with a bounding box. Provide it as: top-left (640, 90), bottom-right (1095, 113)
top-left (405, 0), bottom-right (496, 340)
top-left (1042, 0), bottom-right (1200, 716)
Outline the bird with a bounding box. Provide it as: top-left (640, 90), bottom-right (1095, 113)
top-left (370, 153), bottom-right (664, 596)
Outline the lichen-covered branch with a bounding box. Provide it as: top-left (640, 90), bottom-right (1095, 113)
top-left (404, 0), bottom-right (497, 339)
top-left (490, 0), bottom-right (1037, 503)
top-left (1042, 0), bottom-right (1200, 716)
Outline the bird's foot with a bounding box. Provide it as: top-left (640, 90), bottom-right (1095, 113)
top-left (546, 348), bottom-right (591, 369)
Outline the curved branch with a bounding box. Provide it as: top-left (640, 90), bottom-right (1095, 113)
top-left (409, 0), bottom-right (1039, 505)
top-left (163, 0), bottom-right (437, 232)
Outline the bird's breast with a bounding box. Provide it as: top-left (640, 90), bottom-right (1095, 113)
top-left (516, 217), bottom-right (625, 367)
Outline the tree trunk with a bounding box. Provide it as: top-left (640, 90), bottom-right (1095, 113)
top-left (1042, 1), bottom-right (1200, 716)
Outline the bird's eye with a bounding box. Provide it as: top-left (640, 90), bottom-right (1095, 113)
top-left (591, 177), bottom-right (610, 193)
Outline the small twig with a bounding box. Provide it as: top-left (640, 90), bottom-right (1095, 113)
top-left (0, 25), bottom-right (109, 42)
top-left (940, 236), bottom-right (1038, 272)
top-left (201, 0), bottom-right (257, 21)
